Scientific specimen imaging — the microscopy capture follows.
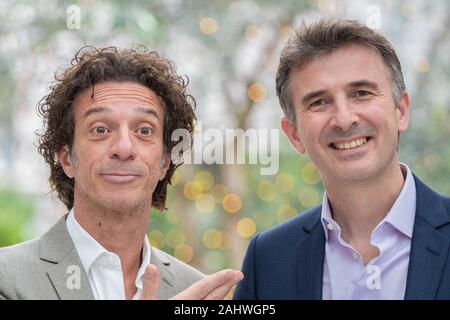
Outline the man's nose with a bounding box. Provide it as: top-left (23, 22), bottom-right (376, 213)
top-left (329, 98), bottom-right (360, 132)
top-left (109, 129), bottom-right (137, 161)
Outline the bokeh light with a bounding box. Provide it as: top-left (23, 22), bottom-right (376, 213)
top-left (174, 243), bottom-right (194, 263)
top-left (195, 170), bottom-right (214, 191)
top-left (244, 25), bottom-right (261, 41)
top-left (183, 180), bottom-right (203, 200)
top-left (298, 186), bottom-right (321, 208)
top-left (165, 229), bottom-right (185, 248)
top-left (247, 83), bottom-right (266, 102)
top-left (223, 193), bottom-right (242, 213)
top-left (148, 230), bottom-right (165, 249)
top-left (257, 180), bottom-right (277, 201)
top-left (416, 57), bottom-right (430, 73)
top-left (195, 193), bottom-right (215, 214)
top-left (237, 218), bottom-right (256, 238)
top-left (276, 204), bottom-right (298, 223)
top-left (199, 17), bottom-right (218, 34)
top-left (202, 228), bottom-right (224, 249)
top-left (275, 172), bottom-right (295, 193)
top-left (211, 184), bottom-right (229, 203)
top-left (301, 163), bottom-right (321, 185)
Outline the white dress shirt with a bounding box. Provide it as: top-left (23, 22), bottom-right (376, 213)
top-left (321, 163), bottom-right (416, 299)
top-left (66, 209), bottom-right (151, 300)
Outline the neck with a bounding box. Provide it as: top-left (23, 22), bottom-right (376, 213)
top-left (323, 162), bottom-right (406, 244)
top-left (72, 196), bottom-right (150, 298)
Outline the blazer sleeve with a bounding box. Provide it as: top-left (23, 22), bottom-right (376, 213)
top-left (0, 260), bottom-right (18, 300)
top-left (233, 233), bottom-right (259, 300)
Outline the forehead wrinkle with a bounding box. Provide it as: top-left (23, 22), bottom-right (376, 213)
top-left (89, 86), bottom-right (163, 109)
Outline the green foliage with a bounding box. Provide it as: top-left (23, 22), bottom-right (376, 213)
top-left (0, 190), bottom-right (34, 247)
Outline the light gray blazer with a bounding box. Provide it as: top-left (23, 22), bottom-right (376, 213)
top-left (0, 215), bottom-right (204, 300)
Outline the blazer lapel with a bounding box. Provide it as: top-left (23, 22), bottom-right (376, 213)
top-left (40, 215), bottom-right (95, 300)
top-left (295, 207), bottom-right (325, 300)
top-left (151, 248), bottom-right (175, 300)
top-left (405, 176), bottom-right (450, 299)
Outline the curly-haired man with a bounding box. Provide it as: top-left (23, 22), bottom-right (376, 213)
top-left (0, 46), bottom-right (242, 300)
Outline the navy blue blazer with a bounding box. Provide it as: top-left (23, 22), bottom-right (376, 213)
top-left (234, 175), bottom-right (450, 299)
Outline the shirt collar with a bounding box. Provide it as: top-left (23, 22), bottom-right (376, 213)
top-left (134, 233), bottom-right (152, 291)
top-left (66, 209), bottom-right (152, 275)
top-left (381, 163), bottom-right (416, 238)
top-left (66, 209), bottom-right (108, 273)
top-left (320, 163), bottom-right (416, 240)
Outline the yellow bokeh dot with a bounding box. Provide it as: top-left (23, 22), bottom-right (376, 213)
top-left (211, 184), bottom-right (229, 203)
top-left (195, 194), bottom-right (215, 214)
top-left (174, 243), bottom-right (194, 263)
top-left (170, 169), bottom-right (180, 186)
top-left (199, 17), bottom-right (218, 34)
top-left (298, 187), bottom-right (320, 208)
top-left (275, 172), bottom-right (295, 193)
top-left (183, 181), bottom-right (203, 200)
top-left (416, 57), bottom-right (430, 73)
top-left (402, 3), bottom-right (419, 20)
top-left (276, 204), bottom-right (298, 223)
top-left (203, 229), bottom-right (224, 249)
top-left (166, 229), bottom-right (185, 248)
top-left (195, 171), bottom-right (214, 191)
top-left (237, 218), bottom-right (256, 238)
top-left (223, 193), bottom-right (242, 214)
top-left (301, 163), bottom-right (321, 185)
top-left (167, 210), bottom-right (179, 224)
top-left (148, 230), bottom-right (165, 249)
top-left (257, 180), bottom-right (277, 202)
top-left (278, 25), bottom-right (293, 38)
top-left (247, 83), bottom-right (266, 102)
top-left (244, 25), bottom-right (261, 40)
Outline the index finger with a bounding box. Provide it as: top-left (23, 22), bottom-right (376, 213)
top-left (171, 269), bottom-right (243, 300)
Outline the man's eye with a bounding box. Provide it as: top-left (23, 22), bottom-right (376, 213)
top-left (355, 90), bottom-right (371, 97)
top-left (137, 127), bottom-right (153, 136)
top-left (310, 99), bottom-right (327, 107)
top-left (91, 127), bottom-right (109, 135)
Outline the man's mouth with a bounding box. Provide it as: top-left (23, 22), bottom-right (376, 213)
top-left (329, 137), bottom-right (371, 150)
top-left (100, 172), bottom-right (141, 183)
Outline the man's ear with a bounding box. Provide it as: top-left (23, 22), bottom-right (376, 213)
top-left (58, 145), bottom-right (75, 178)
top-left (280, 116), bottom-right (306, 154)
top-left (158, 152), bottom-right (171, 181)
top-left (396, 90), bottom-right (410, 133)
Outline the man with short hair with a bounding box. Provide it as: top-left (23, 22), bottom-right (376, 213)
top-left (234, 19), bottom-right (450, 300)
top-left (0, 46), bottom-right (243, 300)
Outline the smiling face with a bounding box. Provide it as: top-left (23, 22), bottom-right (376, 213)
top-left (281, 44), bottom-right (410, 185)
top-left (58, 81), bottom-right (170, 213)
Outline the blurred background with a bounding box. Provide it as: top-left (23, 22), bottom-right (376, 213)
top-left (0, 0), bottom-right (449, 274)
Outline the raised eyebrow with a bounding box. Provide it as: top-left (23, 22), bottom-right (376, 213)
top-left (347, 80), bottom-right (379, 91)
top-left (83, 106), bottom-right (112, 118)
top-left (134, 107), bottom-right (160, 120)
top-left (83, 106), bottom-right (160, 120)
top-left (301, 90), bottom-right (328, 105)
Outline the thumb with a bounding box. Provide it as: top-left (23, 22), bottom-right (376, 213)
top-left (140, 264), bottom-right (160, 300)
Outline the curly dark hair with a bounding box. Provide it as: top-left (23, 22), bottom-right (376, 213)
top-left (37, 46), bottom-right (196, 211)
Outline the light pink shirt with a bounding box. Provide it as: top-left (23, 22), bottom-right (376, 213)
top-left (321, 164), bottom-right (416, 299)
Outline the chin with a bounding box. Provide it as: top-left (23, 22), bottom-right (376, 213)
top-left (330, 162), bottom-right (378, 183)
top-left (99, 195), bottom-right (149, 213)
